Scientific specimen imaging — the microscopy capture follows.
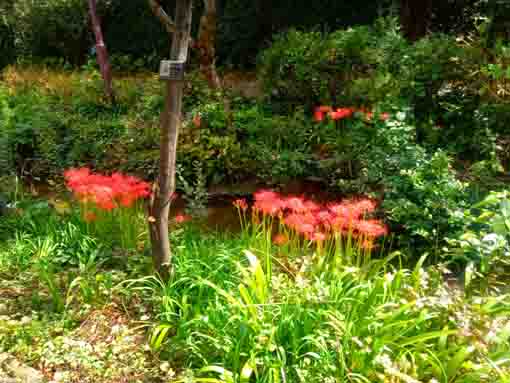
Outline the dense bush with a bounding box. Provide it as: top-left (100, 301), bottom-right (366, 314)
top-left (12, 0), bottom-right (92, 65)
top-left (259, 22), bottom-right (508, 165)
top-left (0, 5), bottom-right (15, 70)
top-left (449, 191), bottom-right (510, 275)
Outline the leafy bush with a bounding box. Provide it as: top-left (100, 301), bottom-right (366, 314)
top-left (449, 191), bottom-right (510, 279)
top-left (12, 0), bottom-right (91, 64)
top-left (339, 112), bottom-right (471, 253)
top-left (259, 26), bottom-right (379, 109)
top-left (0, 85), bottom-right (126, 178)
top-left (0, 4), bottom-right (15, 69)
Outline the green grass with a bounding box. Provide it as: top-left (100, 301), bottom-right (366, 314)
top-left (0, 200), bottom-right (509, 382)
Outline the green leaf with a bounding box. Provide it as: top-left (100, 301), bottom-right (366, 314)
top-left (150, 324), bottom-right (172, 350)
top-left (446, 346), bottom-right (474, 378)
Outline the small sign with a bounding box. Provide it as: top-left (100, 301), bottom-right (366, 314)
top-left (159, 60), bottom-right (186, 81)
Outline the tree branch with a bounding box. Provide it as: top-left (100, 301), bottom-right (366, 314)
top-left (148, 0), bottom-right (177, 34)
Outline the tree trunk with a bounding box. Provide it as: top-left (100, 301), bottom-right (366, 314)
top-left (88, 0), bottom-right (114, 102)
top-left (196, 0), bottom-right (221, 89)
top-left (255, 0), bottom-right (273, 46)
top-left (400, 0), bottom-right (433, 41)
top-left (149, 0), bottom-right (193, 278)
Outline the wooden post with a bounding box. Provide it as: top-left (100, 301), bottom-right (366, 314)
top-left (149, 0), bottom-right (193, 278)
top-left (88, 0), bottom-right (114, 102)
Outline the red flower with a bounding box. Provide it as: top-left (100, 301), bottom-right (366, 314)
top-left (64, 168), bottom-right (151, 212)
top-left (284, 213), bottom-right (317, 233)
top-left (361, 239), bottom-right (376, 251)
top-left (84, 212), bottom-right (97, 223)
top-left (284, 196), bottom-right (308, 213)
top-left (254, 189), bottom-right (279, 203)
top-left (254, 199), bottom-right (284, 216)
top-left (316, 210), bottom-right (334, 229)
top-left (318, 106), bottom-right (333, 113)
top-left (355, 219), bottom-right (388, 238)
top-left (380, 112), bottom-right (390, 121)
top-left (174, 214), bottom-right (191, 224)
top-left (254, 189), bottom-right (284, 216)
top-left (273, 233), bottom-right (289, 246)
top-left (193, 114), bottom-right (202, 128)
top-left (311, 232), bottom-right (327, 242)
top-left (233, 198), bottom-right (248, 211)
top-left (314, 110), bottom-right (325, 122)
top-left (351, 198), bottom-right (377, 216)
top-left (296, 223), bottom-right (315, 235)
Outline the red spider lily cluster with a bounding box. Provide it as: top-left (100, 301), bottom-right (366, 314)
top-left (314, 106), bottom-right (390, 122)
top-left (64, 168), bottom-right (151, 212)
top-left (234, 190), bottom-right (388, 250)
top-left (174, 214), bottom-right (192, 224)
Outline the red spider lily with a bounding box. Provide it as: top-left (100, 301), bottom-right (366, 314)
top-left (64, 168), bottom-right (151, 211)
top-left (314, 106), bottom-right (334, 122)
top-left (254, 199), bottom-right (284, 216)
top-left (296, 223), bottom-right (315, 235)
top-left (316, 210), bottom-right (334, 229)
top-left (354, 219), bottom-right (388, 238)
top-left (273, 233), bottom-right (289, 246)
top-left (380, 112), bottom-right (390, 121)
top-left (84, 212), bottom-right (97, 223)
top-left (351, 198), bottom-right (377, 216)
top-left (314, 110), bottom-right (325, 122)
top-left (318, 106), bottom-right (333, 113)
top-left (311, 232), bottom-right (328, 242)
top-left (233, 198), bottom-right (248, 211)
top-left (254, 189), bottom-right (280, 203)
top-left (253, 190), bottom-right (284, 216)
top-left (174, 214), bottom-right (191, 224)
top-left (284, 213), bottom-right (318, 232)
top-left (328, 202), bottom-right (363, 222)
top-left (331, 108), bottom-right (355, 120)
top-left (361, 239), bottom-right (376, 251)
top-left (247, 190), bottom-right (388, 246)
top-left (193, 114), bottom-right (202, 128)
top-left (284, 196), bottom-right (308, 213)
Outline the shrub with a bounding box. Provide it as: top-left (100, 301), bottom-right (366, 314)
top-left (12, 0), bottom-right (91, 65)
top-left (0, 4), bottom-right (15, 69)
top-left (258, 26), bottom-right (378, 109)
top-left (338, 111), bottom-right (471, 253)
top-left (448, 191), bottom-right (510, 282)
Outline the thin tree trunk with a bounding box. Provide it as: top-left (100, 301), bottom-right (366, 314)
top-left (149, 0), bottom-right (193, 278)
top-left (400, 0), bottom-right (433, 41)
top-left (255, 0), bottom-right (272, 46)
top-left (88, 0), bottom-right (114, 102)
top-left (197, 0), bottom-right (221, 89)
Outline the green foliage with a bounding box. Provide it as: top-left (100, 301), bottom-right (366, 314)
top-left (318, 111), bottom-right (471, 253)
top-left (0, 79), bottom-right (130, 178)
top-left (0, 4), bottom-right (15, 69)
top-left (382, 150), bottom-right (469, 253)
top-left (12, 0), bottom-right (91, 64)
top-left (2, 198), bottom-right (510, 381)
top-left (259, 26), bottom-right (380, 108)
top-left (258, 24), bottom-right (503, 163)
top-left (134, 228), bottom-right (510, 382)
top-left (449, 191), bottom-right (510, 278)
